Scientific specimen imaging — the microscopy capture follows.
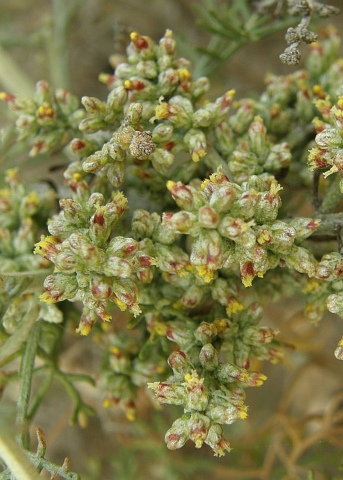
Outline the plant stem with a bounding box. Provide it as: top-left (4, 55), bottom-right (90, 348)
top-left (26, 451), bottom-right (80, 480)
top-left (0, 302), bottom-right (39, 368)
top-left (0, 45), bottom-right (34, 96)
top-left (0, 433), bottom-right (40, 480)
top-left (46, 0), bottom-right (82, 89)
top-left (16, 313), bottom-right (41, 450)
top-left (27, 370), bottom-right (54, 421)
top-left (46, 0), bottom-right (71, 89)
top-left (194, 16), bottom-right (300, 77)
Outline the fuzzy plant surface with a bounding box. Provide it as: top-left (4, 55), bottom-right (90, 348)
top-left (1, 2), bottom-right (343, 477)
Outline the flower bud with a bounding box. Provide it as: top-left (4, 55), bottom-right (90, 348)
top-left (90, 275), bottom-right (113, 300)
top-left (112, 277), bottom-right (141, 316)
top-left (284, 245), bottom-right (317, 277)
top-left (148, 381), bottom-right (185, 405)
top-left (244, 326), bottom-right (277, 345)
top-left (179, 284), bottom-right (205, 308)
top-left (230, 190), bottom-right (260, 220)
top-left (67, 233), bottom-right (105, 270)
top-left (327, 293), bottom-right (343, 315)
top-left (168, 350), bottom-right (191, 376)
top-left (157, 68), bottom-right (179, 95)
top-left (194, 322), bottom-right (218, 345)
top-left (153, 96), bottom-right (193, 128)
top-left (316, 252), bottom-right (343, 280)
top-left (150, 148), bottom-right (174, 174)
top-left (205, 424), bottom-right (231, 456)
top-left (248, 116), bottom-right (268, 157)
top-left (164, 417), bottom-right (189, 450)
top-left (218, 216), bottom-right (255, 242)
top-left (166, 320), bottom-right (195, 346)
top-left (114, 63), bottom-right (137, 79)
top-left (254, 179), bottom-right (282, 223)
top-left (208, 184), bottom-right (236, 213)
top-left (54, 250), bottom-right (77, 272)
top-left (166, 180), bottom-right (206, 210)
top-left (198, 206), bottom-right (220, 229)
top-left (217, 363), bottom-right (267, 387)
top-left (206, 401), bottom-right (247, 424)
top-left (106, 85), bottom-right (128, 111)
top-left (131, 209), bottom-right (155, 239)
top-left (155, 243), bottom-right (190, 275)
top-left (58, 198), bottom-right (85, 225)
top-left (199, 343), bottom-right (219, 371)
top-left (136, 60), bottom-right (158, 79)
top-left (130, 32), bottom-right (156, 59)
top-left (189, 412), bottom-right (210, 448)
top-left (103, 256), bottom-right (133, 278)
top-left (192, 104), bottom-right (216, 128)
top-left (230, 99), bottom-right (255, 134)
top-left (190, 230), bottom-right (225, 281)
top-left (40, 273), bottom-right (78, 303)
top-left (158, 29), bottom-right (176, 57)
top-left (214, 122), bottom-right (236, 155)
top-left (184, 371), bottom-right (208, 412)
top-left (257, 221), bottom-right (295, 254)
top-left (183, 128), bottom-right (207, 162)
top-left (264, 142), bottom-right (291, 171)
top-left (163, 211), bottom-right (198, 234)
top-left (152, 123), bottom-right (174, 143)
top-left (192, 76), bottom-right (210, 98)
top-left (81, 95), bottom-right (107, 115)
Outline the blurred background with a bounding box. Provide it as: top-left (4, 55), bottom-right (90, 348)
top-left (2, 0), bottom-right (342, 98)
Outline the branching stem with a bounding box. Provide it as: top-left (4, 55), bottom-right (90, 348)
top-left (16, 311), bottom-right (41, 450)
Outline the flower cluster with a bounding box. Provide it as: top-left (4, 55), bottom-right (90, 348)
top-left (72, 30), bottom-right (237, 193)
top-left (3, 26), bottom-right (343, 461)
top-left (97, 327), bottom-right (166, 421)
top-left (34, 176), bottom-right (156, 335)
top-left (0, 169), bottom-right (61, 331)
top-left (163, 170), bottom-right (320, 286)
top-left (0, 81), bottom-right (85, 156)
top-left (79, 102), bottom-right (155, 186)
top-left (279, 1), bottom-right (339, 65)
top-left (148, 302), bottom-right (280, 455)
top-left (0, 169), bottom-right (54, 272)
top-left (308, 96), bottom-right (343, 191)
top-left (219, 28), bottom-right (343, 187)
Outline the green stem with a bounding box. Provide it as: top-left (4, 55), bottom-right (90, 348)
top-left (0, 124), bottom-right (18, 165)
top-left (251, 16), bottom-right (300, 40)
top-left (194, 16), bottom-right (300, 77)
top-left (0, 302), bottom-right (39, 368)
top-left (319, 175), bottom-right (342, 214)
top-left (54, 370), bottom-right (94, 423)
top-left (314, 212), bottom-right (343, 238)
top-left (0, 45), bottom-right (34, 96)
top-left (46, 0), bottom-right (70, 89)
top-left (26, 451), bottom-right (80, 480)
top-left (46, 0), bottom-right (82, 89)
top-left (0, 433), bottom-right (40, 480)
top-left (16, 315), bottom-right (41, 450)
top-left (0, 268), bottom-right (53, 278)
top-left (27, 370), bottom-right (54, 421)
